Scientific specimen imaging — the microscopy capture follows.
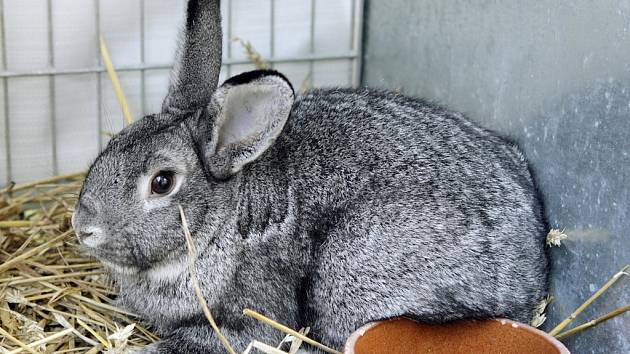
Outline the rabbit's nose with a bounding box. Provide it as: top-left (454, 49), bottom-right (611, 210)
top-left (75, 226), bottom-right (105, 248)
top-left (76, 229), bottom-right (94, 240)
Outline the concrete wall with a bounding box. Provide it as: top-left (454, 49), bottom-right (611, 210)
top-left (362, 1), bottom-right (630, 352)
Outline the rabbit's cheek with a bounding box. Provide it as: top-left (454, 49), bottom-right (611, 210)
top-left (142, 197), bottom-right (173, 212)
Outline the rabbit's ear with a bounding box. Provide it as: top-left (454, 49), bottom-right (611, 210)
top-left (162, 0), bottom-right (222, 114)
top-left (206, 70), bottom-right (294, 178)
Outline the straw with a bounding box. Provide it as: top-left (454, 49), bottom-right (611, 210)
top-left (5, 328), bottom-right (75, 354)
top-left (0, 326), bottom-right (40, 354)
top-left (99, 35), bottom-right (134, 126)
top-left (243, 309), bottom-right (342, 354)
top-left (555, 303), bottom-right (630, 340)
top-left (548, 265), bottom-right (629, 336)
top-left (0, 172), bottom-right (84, 194)
top-left (179, 204), bottom-right (237, 354)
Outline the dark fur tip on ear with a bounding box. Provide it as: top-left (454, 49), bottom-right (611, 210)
top-left (186, 0), bottom-right (200, 30)
top-left (222, 69), bottom-right (295, 95)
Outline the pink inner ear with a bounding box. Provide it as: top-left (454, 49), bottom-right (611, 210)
top-left (208, 77), bottom-right (294, 176)
top-left (218, 86), bottom-right (274, 148)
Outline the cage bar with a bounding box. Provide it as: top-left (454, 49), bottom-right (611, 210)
top-left (270, 0), bottom-right (275, 69)
top-left (351, 0), bottom-right (364, 87)
top-left (1, 0), bottom-right (10, 184)
top-left (140, 0), bottom-right (146, 116)
top-left (309, 0), bottom-right (316, 87)
top-left (95, 0), bottom-right (103, 152)
top-left (226, 0), bottom-right (233, 77)
top-left (46, 0), bottom-right (58, 175)
top-left (0, 53), bottom-right (358, 80)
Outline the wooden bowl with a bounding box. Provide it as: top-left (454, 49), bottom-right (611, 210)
top-left (344, 318), bottom-right (570, 354)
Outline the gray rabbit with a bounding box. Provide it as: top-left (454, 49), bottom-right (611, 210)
top-left (72, 0), bottom-right (549, 353)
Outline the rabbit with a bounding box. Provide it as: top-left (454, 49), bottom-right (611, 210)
top-left (72, 0), bottom-right (549, 353)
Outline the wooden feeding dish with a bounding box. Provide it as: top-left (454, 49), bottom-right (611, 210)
top-left (344, 318), bottom-right (570, 354)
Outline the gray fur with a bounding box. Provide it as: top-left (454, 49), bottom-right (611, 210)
top-left (73, 1), bottom-right (549, 353)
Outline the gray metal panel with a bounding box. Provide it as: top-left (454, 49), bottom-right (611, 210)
top-left (362, 1), bottom-right (629, 353)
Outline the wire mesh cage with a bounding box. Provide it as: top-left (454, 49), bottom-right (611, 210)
top-left (0, 0), bottom-right (364, 185)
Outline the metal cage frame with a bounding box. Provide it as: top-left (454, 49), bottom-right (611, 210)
top-left (0, 0), bottom-right (364, 185)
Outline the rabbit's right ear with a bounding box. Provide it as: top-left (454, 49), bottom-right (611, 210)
top-left (205, 70), bottom-right (294, 179)
top-left (162, 0), bottom-right (222, 115)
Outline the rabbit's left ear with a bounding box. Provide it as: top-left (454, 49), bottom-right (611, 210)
top-left (206, 70), bottom-right (294, 178)
top-left (162, 0), bottom-right (222, 114)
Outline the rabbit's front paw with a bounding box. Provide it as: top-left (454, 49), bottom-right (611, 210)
top-left (131, 343), bottom-right (160, 354)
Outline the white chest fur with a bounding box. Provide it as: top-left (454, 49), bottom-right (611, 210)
top-left (145, 256), bottom-right (189, 282)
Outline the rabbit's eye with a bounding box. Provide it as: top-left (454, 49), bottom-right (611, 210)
top-left (151, 171), bottom-right (175, 195)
